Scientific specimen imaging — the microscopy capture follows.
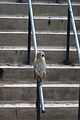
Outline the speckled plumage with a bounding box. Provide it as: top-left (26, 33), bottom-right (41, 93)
top-left (33, 51), bottom-right (46, 81)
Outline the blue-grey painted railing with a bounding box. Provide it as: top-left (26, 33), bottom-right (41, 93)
top-left (27, 0), bottom-right (37, 64)
top-left (65, 1), bottom-right (80, 120)
top-left (28, 0), bottom-right (45, 120)
top-left (39, 82), bottom-right (45, 112)
top-left (66, 0), bottom-right (80, 64)
top-left (28, 0), bottom-right (37, 57)
top-left (37, 79), bottom-right (45, 120)
top-left (17, 0), bottom-right (45, 119)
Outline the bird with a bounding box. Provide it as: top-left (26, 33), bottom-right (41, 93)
top-left (33, 51), bottom-right (46, 81)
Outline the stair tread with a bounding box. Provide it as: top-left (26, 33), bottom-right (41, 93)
top-left (0, 46), bottom-right (77, 50)
top-left (0, 15), bottom-right (80, 20)
top-left (0, 63), bottom-right (79, 68)
top-left (0, 81), bottom-right (79, 88)
top-left (0, 101), bottom-right (78, 108)
top-left (0, 31), bottom-right (80, 34)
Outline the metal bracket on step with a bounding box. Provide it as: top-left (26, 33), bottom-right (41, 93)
top-left (17, 0), bottom-right (22, 2)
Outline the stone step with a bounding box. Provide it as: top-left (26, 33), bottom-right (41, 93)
top-left (0, 101), bottom-right (78, 120)
top-left (0, 64), bottom-right (79, 82)
top-left (0, 31), bottom-right (80, 46)
top-left (0, 46), bottom-right (78, 64)
top-left (0, 3), bottom-right (80, 16)
top-left (0, 0), bottom-right (79, 3)
top-left (0, 82), bottom-right (79, 101)
top-left (0, 16), bottom-right (80, 31)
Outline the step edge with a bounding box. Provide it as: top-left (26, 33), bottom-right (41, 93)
top-left (0, 46), bottom-right (77, 51)
top-left (0, 83), bottom-right (79, 88)
top-left (0, 64), bottom-right (79, 69)
top-left (0, 16), bottom-right (80, 20)
top-left (0, 101), bottom-right (78, 108)
top-left (0, 2), bottom-right (80, 5)
top-left (0, 31), bottom-right (80, 34)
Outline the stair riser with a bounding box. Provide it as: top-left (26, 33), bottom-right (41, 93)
top-left (45, 50), bottom-right (78, 64)
top-left (0, 50), bottom-right (28, 65)
top-left (0, 107), bottom-right (78, 120)
top-left (47, 68), bottom-right (80, 82)
top-left (0, 67), bottom-right (80, 82)
top-left (0, 33), bottom-right (80, 47)
top-left (0, 87), bottom-right (78, 101)
top-left (0, 50), bottom-right (77, 64)
top-left (0, 4), bottom-right (80, 16)
top-left (0, 18), bottom-right (80, 31)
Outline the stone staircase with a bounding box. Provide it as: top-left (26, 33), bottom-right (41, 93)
top-left (0, 0), bottom-right (80, 120)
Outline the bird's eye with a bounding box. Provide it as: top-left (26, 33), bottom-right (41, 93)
top-left (42, 54), bottom-right (44, 57)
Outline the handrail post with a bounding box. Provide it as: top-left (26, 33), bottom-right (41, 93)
top-left (17, 0), bottom-right (22, 2)
top-left (36, 78), bottom-right (40, 120)
top-left (56, 0), bottom-right (59, 3)
top-left (66, 6), bottom-right (70, 65)
top-left (27, 9), bottom-right (31, 65)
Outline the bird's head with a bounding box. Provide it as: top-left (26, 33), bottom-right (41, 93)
top-left (37, 51), bottom-right (45, 60)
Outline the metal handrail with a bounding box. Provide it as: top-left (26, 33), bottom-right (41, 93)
top-left (68, 0), bottom-right (80, 62)
top-left (39, 83), bottom-right (45, 113)
top-left (37, 79), bottom-right (45, 120)
top-left (28, 0), bottom-right (45, 120)
top-left (66, 1), bottom-right (80, 120)
top-left (66, 0), bottom-right (80, 64)
top-left (28, 0), bottom-right (37, 57)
